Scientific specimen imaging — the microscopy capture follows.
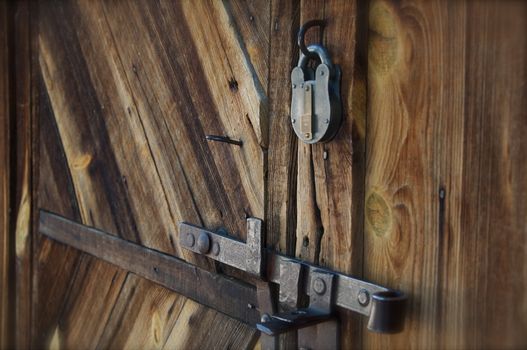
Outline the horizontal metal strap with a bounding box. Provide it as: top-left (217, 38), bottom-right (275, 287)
top-left (38, 210), bottom-right (261, 326)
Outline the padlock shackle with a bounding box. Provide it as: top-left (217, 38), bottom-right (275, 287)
top-left (297, 19), bottom-right (326, 59)
top-left (298, 44), bottom-right (333, 70)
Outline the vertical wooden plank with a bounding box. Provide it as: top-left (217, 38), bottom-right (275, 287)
top-left (13, 1), bottom-right (34, 348)
top-left (294, 1), bottom-right (365, 348)
top-left (458, 2), bottom-right (527, 347)
top-left (11, 1), bottom-right (38, 348)
top-left (365, 0), bottom-right (527, 348)
top-left (267, 0), bottom-right (299, 254)
top-left (0, 2), bottom-right (12, 348)
top-left (266, 3), bottom-right (300, 348)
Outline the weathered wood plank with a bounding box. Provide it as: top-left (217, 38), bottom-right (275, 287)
top-left (227, 0), bottom-right (270, 94)
top-left (0, 2), bottom-right (12, 348)
top-left (13, 1), bottom-right (34, 347)
top-left (267, 0), bottom-right (300, 255)
top-left (265, 0), bottom-right (301, 346)
top-left (33, 75), bottom-right (83, 347)
top-left (364, 0), bottom-right (527, 348)
top-left (38, 1), bottom-right (147, 345)
top-left (294, 1), bottom-right (365, 348)
top-left (96, 274), bottom-right (186, 349)
top-left (163, 299), bottom-right (258, 350)
top-left (36, 0), bottom-right (267, 347)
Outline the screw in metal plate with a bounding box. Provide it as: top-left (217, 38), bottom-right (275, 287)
top-left (305, 85), bottom-right (310, 91)
top-left (197, 232), bottom-right (211, 254)
top-left (313, 277), bottom-right (326, 295)
top-left (293, 84), bottom-right (297, 89)
top-left (358, 289), bottom-right (370, 306)
top-left (292, 119), bottom-right (296, 123)
top-left (186, 233), bottom-right (195, 247)
top-left (324, 119), bottom-right (329, 124)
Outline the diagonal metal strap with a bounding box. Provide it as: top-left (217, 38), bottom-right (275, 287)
top-left (38, 210), bottom-right (261, 326)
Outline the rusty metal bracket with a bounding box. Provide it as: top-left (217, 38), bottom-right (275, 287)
top-left (179, 218), bottom-right (263, 276)
top-left (179, 219), bottom-right (407, 348)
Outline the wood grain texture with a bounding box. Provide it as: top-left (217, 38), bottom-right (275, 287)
top-left (364, 0), bottom-right (527, 348)
top-left (33, 72), bottom-right (83, 348)
top-left (39, 211), bottom-right (260, 327)
top-left (227, 0), bottom-right (270, 95)
top-left (0, 2), bottom-right (12, 348)
top-left (27, 0), bottom-right (527, 348)
top-left (294, 1), bottom-right (365, 348)
top-left (13, 1), bottom-right (35, 348)
top-left (295, 0), bottom-right (364, 276)
top-left (35, 0), bottom-right (267, 348)
top-left (267, 0), bottom-right (299, 254)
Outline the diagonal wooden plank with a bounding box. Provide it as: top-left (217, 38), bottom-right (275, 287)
top-left (226, 0), bottom-right (270, 95)
top-left (36, 0), bottom-right (268, 348)
top-left (162, 299), bottom-right (258, 350)
top-left (37, 1), bottom-right (181, 346)
top-left (32, 73), bottom-right (83, 348)
top-left (96, 274), bottom-right (187, 349)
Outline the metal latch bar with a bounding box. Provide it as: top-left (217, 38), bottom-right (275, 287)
top-left (179, 219), bottom-right (407, 334)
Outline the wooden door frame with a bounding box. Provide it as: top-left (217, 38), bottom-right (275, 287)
top-left (0, 1), bottom-right (37, 348)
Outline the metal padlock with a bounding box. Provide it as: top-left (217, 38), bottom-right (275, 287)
top-left (291, 44), bottom-right (342, 144)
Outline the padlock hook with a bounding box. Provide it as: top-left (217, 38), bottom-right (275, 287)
top-left (297, 19), bottom-right (326, 59)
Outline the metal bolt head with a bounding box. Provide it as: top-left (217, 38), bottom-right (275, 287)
top-left (261, 313), bottom-right (271, 323)
top-left (358, 289), bottom-right (370, 306)
top-left (324, 119), bottom-right (329, 124)
top-left (197, 232), bottom-right (210, 254)
top-left (292, 119), bottom-right (296, 123)
top-left (293, 84), bottom-right (297, 89)
top-left (313, 277), bottom-right (326, 295)
top-left (212, 242), bottom-right (220, 256)
top-left (185, 233), bottom-right (195, 247)
top-left (305, 85), bottom-right (310, 91)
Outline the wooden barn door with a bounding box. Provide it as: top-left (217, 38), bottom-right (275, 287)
top-left (30, 0), bottom-right (368, 348)
top-left (34, 1), bottom-right (269, 348)
top-left (10, 0), bottom-right (526, 349)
